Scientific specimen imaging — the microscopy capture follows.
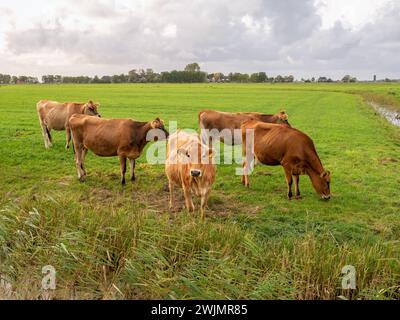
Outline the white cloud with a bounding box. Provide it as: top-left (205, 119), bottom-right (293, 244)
top-left (161, 24), bottom-right (177, 38)
top-left (0, 0), bottom-right (398, 79)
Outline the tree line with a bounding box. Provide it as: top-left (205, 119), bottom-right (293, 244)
top-left (0, 63), bottom-right (362, 84)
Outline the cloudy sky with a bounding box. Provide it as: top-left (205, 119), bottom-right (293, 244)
top-left (0, 0), bottom-right (399, 80)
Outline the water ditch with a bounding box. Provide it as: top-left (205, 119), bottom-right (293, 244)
top-left (367, 101), bottom-right (400, 127)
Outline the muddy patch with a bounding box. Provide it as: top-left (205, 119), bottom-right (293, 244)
top-left (132, 186), bottom-right (254, 218)
top-left (368, 101), bottom-right (400, 127)
top-left (379, 157), bottom-right (398, 165)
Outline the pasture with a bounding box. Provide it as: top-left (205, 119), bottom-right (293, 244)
top-left (0, 83), bottom-right (399, 299)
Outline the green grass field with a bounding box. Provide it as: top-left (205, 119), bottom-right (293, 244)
top-left (0, 83), bottom-right (399, 300)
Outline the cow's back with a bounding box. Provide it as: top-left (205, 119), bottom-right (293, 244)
top-left (37, 100), bottom-right (75, 130)
top-left (249, 122), bottom-right (316, 165)
top-left (199, 110), bottom-right (283, 132)
top-left (199, 110), bottom-right (241, 131)
top-left (70, 116), bottom-right (137, 157)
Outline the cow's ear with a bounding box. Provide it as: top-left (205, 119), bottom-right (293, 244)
top-left (88, 100), bottom-right (93, 105)
top-left (320, 171), bottom-right (330, 180)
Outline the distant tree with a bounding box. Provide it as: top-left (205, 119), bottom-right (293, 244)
top-left (128, 69), bottom-right (139, 83)
top-left (18, 76), bottom-right (28, 83)
top-left (161, 70), bottom-right (206, 83)
top-left (42, 75), bottom-right (55, 84)
top-left (213, 72), bottom-right (224, 82)
top-left (285, 75), bottom-right (294, 82)
top-left (250, 72), bottom-right (267, 83)
top-left (91, 75), bottom-right (101, 83)
top-left (274, 75), bottom-right (284, 83)
top-left (184, 62), bottom-right (201, 72)
top-left (250, 73), bottom-right (259, 82)
top-left (0, 74), bottom-right (11, 84)
top-left (342, 75), bottom-right (351, 83)
top-left (54, 75), bottom-right (62, 84)
top-left (258, 72), bottom-right (268, 82)
top-left (111, 75), bottom-right (118, 83)
top-left (27, 76), bottom-right (39, 84)
top-left (144, 68), bottom-right (158, 82)
top-left (101, 76), bottom-right (112, 83)
top-left (230, 72), bottom-right (250, 83)
top-left (342, 75), bottom-right (357, 83)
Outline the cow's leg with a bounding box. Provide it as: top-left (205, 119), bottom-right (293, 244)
top-left (129, 158), bottom-right (136, 182)
top-left (182, 185), bottom-right (194, 212)
top-left (45, 125), bottom-right (53, 148)
top-left (39, 122), bottom-right (49, 148)
top-left (41, 124), bottom-right (52, 148)
top-left (65, 126), bottom-right (71, 150)
top-left (38, 111), bottom-right (52, 148)
top-left (119, 156), bottom-right (127, 185)
top-left (242, 161), bottom-right (250, 187)
top-left (241, 128), bottom-right (250, 187)
top-left (293, 175), bottom-right (301, 199)
top-left (81, 148), bottom-right (88, 176)
top-left (75, 145), bottom-right (86, 182)
top-left (168, 181), bottom-right (174, 210)
top-left (284, 167), bottom-right (293, 200)
top-left (200, 189), bottom-right (211, 220)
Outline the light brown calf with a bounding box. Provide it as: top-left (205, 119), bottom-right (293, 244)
top-left (199, 109), bottom-right (290, 145)
top-left (241, 120), bottom-right (331, 200)
top-left (69, 114), bottom-right (169, 184)
top-left (36, 100), bottom-right (100, 149)
top-left (165, 130), bottom-right (216, 219)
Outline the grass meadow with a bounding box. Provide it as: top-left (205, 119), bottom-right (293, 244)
top-left (0, 83), bottom-right (399, 300)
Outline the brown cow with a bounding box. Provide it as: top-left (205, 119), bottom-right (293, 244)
top-left (69, 114), bottom-right (169, 184)
top-left (198, 109), bottom-right (290, 145)
top-left (36, 100), bottom-right (100, 149)
top-left (241, 120), bottom-right (331, 200)
top-left (165, 130), bottom-right (216, 219)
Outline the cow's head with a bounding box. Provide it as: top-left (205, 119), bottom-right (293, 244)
top-left (150, 118), bottom-right (169, 140)
top-left (177, 142), bottom-right (214, 178)
top-left (84, 100), bottom-right (101, 117)
top-left (313, 170), bottom-right (331, 200)
top-left (275, 110), bottom-right (291, 127)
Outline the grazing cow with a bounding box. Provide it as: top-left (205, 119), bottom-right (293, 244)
top-left (241, 120), bottom-right (331, 200)
top-left (69, 114), bottom-right (169, 184)
top-left (165, 130), bottom-right (216, 219)
top-left (198, 109), bottom-right (290, 145)
top-left (36, 100), bottom-right (100, 149)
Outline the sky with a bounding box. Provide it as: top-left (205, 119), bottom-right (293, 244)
top-left (0, 0), bottom-right (399, 80)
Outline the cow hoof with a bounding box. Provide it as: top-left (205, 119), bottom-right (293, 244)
top-left (121, 180), bottom-right (126, 186)
top-left (295, 195), bottom-right (302, 200)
